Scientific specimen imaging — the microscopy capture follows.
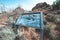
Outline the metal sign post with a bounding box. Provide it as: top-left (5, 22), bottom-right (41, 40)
top-left (15, 12), bottom-right (44, 40)
top-left (40, 12), bottom-right (44, 40)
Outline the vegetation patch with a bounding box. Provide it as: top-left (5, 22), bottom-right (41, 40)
top-left (46, 14), bottom-right (57, 22)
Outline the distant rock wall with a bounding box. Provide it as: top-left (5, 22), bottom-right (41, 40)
top-left (32, 2), bottom-right (52, 12)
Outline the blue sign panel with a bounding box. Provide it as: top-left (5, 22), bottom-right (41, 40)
top-left (16, 12), bottom-right (44, 29)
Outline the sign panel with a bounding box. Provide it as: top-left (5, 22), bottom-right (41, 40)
top-left (16, 12), bottom-right (44, 29)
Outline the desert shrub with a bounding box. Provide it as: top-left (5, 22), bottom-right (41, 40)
top-left (35, 29), bottom-right (40, 33)
top-left (57, 35), bottom-right (60, 40)
top-left (55, 18), bottom-right (60, 24)
top-left (44, 25), bottom-right (54, 40)
top-left (44, 27), bottom-right (50, 38)
top-left (57, 11), bottom-right (60, 14)
top-left (46, 14), bottom-right (57, 22)
top-left (43, 20), bottom-right (47, 25)
top-left (55, 25), bottom-right (60, 31)
top-left (43, 12), bottom-right (48, 15)
top-left (11, 23), bottom-right (19, 34)
top-left (15, 35), bottom-right (27, 40)
top-left (54, 18), bottom-right (60, 31)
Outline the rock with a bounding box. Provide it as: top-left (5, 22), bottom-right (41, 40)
top-left (32, 2), bottom-right (52, 12)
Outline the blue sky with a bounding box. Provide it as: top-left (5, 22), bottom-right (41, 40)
top-left (0, 0), bottom-right (56, 11)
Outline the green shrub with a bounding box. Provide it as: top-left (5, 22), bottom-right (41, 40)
top-left (52, 0), bottom-right (60, 10)
top-left (46, 14), bottom-right (57, 22)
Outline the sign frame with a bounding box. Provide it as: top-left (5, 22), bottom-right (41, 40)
top-left (15, 12), bottom-right (44, 40)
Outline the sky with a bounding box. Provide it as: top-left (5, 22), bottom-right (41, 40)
top-left (0, 0), bottom-right (56, 11)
